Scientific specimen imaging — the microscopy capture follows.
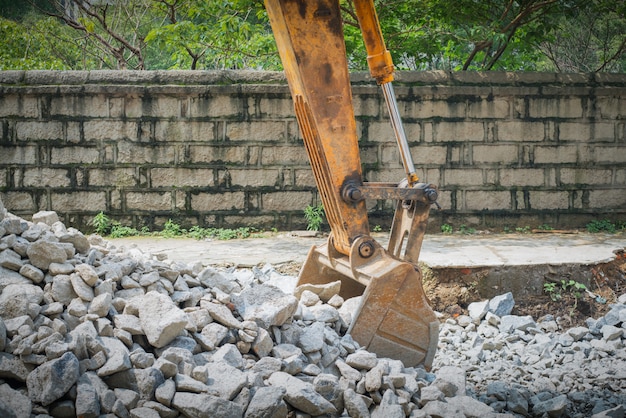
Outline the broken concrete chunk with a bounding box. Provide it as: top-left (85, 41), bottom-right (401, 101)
top-left (138, 291), bottom-right (188, 348)
top-left (231, 284), bottom-right (298, 329)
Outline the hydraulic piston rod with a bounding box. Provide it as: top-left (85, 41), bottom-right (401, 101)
top-left (381, 82), bottom-right (418, 186)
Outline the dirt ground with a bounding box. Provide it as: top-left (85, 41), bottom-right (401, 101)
top-left (422, 248), bottom-right (626, 327)
top-left (275, 249), bottom-right (626, 328)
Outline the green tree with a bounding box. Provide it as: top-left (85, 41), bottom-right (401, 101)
top-left (145, 0), bottom-right (279, 70)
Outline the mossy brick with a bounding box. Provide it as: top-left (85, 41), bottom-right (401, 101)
top-left (155, 121), bottom-right (215, 142)
top-left (405, 100), bottom-right (466, 119)
top-left (294, 169), bottom-right (317, 187)
top-left (444, 169), bottom-right (484, 187)
top-left (472, 145), bottom-right (519, 164)
top-left (560, 168), bottom-right (613, 186)
top-left (16, 121), bottom-right (63, 141)
top-left (2, 192), bottom-right (36, 212)
top-left (596, 97), bottom-right (626, 119)
top-left (190, 95), bottom-right (244, 118)
top-left (51, 147), bottom-right (100, 165)
top-left (125, 191), bottom-right (172, 211)
top-left (532, 146), bottom-right (577, 164)
top-left (559, 122), bottom-right (615, 142)
top-left (367, 121), bottom-right (420, 142)
top-left (188, 145), bottom-right (247, 164)
top-left (435, 121), bottom-right (484, 142)
top-left (87, 168), bottom-right (138, 187)
top-left (255, 97), bottom-right (295, 118)
top-left (23, 168), bottom-right (71, 188)
top-left (51, 191), bottom-right (106, 211)
top-left (353, 96), bottom-right (380, 118)
top-left (0, 95), bottom-right (39, 118)
top-left (464, 190), bottom-right (512, 211)
top-left (588, 189), bottom-right (626, 209)
top-left (151, 167), bottom-right (215, 188)
top-left (116, 143), bottom-right (176, 164)
top-left (1, 146), bottom-right (37, 165)
top-left (497, 121), bottom-right (545, 142)
top-left (225, 121), bottom-right (287, 141)
top-left (528, 191), bottom-right (569, 210)
top-left (467, 98), bottom-right (510, 119)
top-left (261, 146), bottom-right (309, 165)
top-left (528, 97), bottom-right (583, 118)
top-left (499, 168), bottom-right (545, 187)
top-left (362, 168), bottom-right (405, 183)
top-left (192, 192), bottom-right (245, 211)
top-left (142, 96), bottom-right (181, 118)
top-left (261, 191), bottom-right (312, 211)
top-left (593, 146), bottom-right (626, 163)
top-left (229, 169), bottom-right (280, 187)
top-left (83, 120), bottom-right (138, 141)
top-left (49, 95), bottom-right (109, 117)
top-left (381, 145), bottom-right (401, 166)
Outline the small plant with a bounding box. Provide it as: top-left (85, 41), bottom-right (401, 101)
top-left (586, 219), bottom-right (617, 233)
top-left (109, 225), bottom-right (140, 238)
top-left (503, 226), bottom-right (511, 233)
top-left (161, 219), bottom-right (185, 238)
top-left (515, 226), bottom-right (531, 234)
top-left (372, 225), bottom-right (382, 233)
top-left (90, 211), bottom-right (111, 235)
top-left (538, 224), bottom-right (553, 231)
top-left (441, 223), bottom-right (453, 234)
top-left (304, 204), bottom-right (325, 232)
top-left (543, 282), bottom-right (561, 301)
top-left (459, 224), bottom-right (476, 235)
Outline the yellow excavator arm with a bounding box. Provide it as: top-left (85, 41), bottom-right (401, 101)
top-left (265, 0), bottom-right (440, 369)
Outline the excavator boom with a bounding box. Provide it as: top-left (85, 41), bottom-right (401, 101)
top-left (265, 0), bottom-right (439, 369)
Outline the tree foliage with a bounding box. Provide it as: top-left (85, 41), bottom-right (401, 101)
top-left (1, 0), bottom-right (624, 72)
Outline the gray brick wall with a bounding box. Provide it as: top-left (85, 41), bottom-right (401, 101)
top-left (0, 70), bottom-right (624, 232)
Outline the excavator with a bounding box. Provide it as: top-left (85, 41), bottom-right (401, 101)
top-left (264, 0), bottom-right (440, 369)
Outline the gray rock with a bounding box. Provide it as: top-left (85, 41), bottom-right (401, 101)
top-left (420, 400), bottom-right (465, 418)
top-left (433, 366), bottom-right (466, 397)
top-left (446, 395), bottom-right (497, 418)
top-left (371, 389), bottom-right (404, 418)
top-left (104, 368), bottom-right (165, 401)
top-left (468, 300), bottom-right (489, 322)
top-left (298, 320), bottom-right (325, 353)
top-left (294, 280), bottom-right (342, 302)
top-left (76, 373), bottom-right (101, 418)
top-left (500, 315), bottom-right (536, 333)
top-left (26, 240), bottom-right (68, 270)
top-left (343, 388), bottom-right (371, 418)
top-left (155, 378), bottom-right (176, 407)
top-left (70, 272), bottom-right (95, 301)
top-left (198, 266), bottom-right (242, 294)
top-left (19, 264), bottom-right (44, 283)
top-left (267, 371), bottom-right (337, 416)
top-left (0, 249), bottom-right (25, 271)
top-left (532, 394), bottom-right (568, 417)
top-left (0, 383), bottom-right (31, 418)
top-left (231, 284), bottom-right (298, 328)
top-left (26, 352), bottom-right (79, 406)
top-left (488, 292), bottom-right (515, 316)
top-left (346, 350), bottom-right (378, 370)
top-left (171, 392), bottom-right (243, 418)
top-left (0, 352), bottom-right (33, 382)
top-left (138, 291), bottom-right (188, 348)
top-left (245, 386), bottom-right (288, 418)
top-left (592, 405), bottom-right (625, 418)
top-left (32, 211), bottom-right (59, 226)
top-left (0, 283), bottom-right (44, 319)
top-left (204, 301), bottom-right (242, 329)
top-left (204, 361), bottom-right (247, 400)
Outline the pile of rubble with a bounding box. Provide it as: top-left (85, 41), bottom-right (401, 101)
top-left (0, 198), bottom-right (624, 417)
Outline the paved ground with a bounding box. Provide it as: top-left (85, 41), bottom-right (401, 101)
top-left (109, 231), bottom-right (626, 269)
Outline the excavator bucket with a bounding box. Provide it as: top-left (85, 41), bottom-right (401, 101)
top-left (297, 233), bottom-right (439, 370)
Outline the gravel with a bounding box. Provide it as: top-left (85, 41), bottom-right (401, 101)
top-left (0, 203), bottom-right (624, 417)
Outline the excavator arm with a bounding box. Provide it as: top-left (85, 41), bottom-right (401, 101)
top-left (265, 0), bottom-right (440, 369)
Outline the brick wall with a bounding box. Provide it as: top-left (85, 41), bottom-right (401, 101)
top-left (0, 70), bottom-right (625, 232)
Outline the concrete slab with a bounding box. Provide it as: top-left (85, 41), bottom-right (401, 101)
top-left (108, 231), bottom-right (626, 269)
